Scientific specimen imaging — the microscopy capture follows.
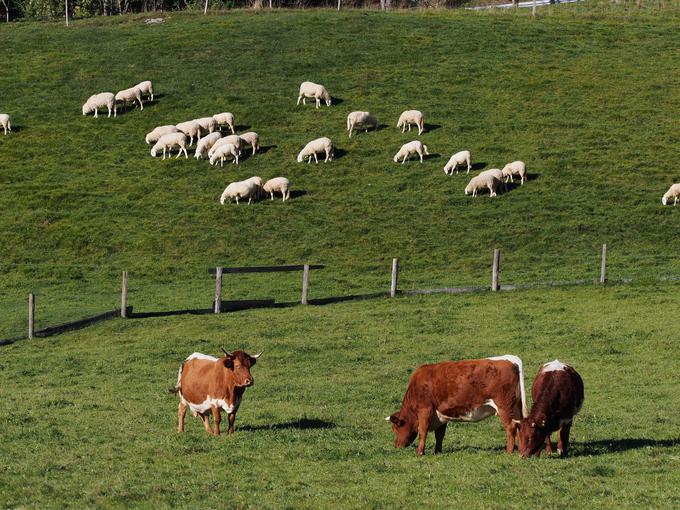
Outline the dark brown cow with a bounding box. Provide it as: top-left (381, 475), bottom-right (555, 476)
top-left (387, 355), bottom-right (527, 456)
top-left (519, 360), bottom-right (584, 458)
top-left (169, 350), bottom-right (261, 435)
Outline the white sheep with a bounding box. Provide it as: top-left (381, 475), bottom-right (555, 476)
top-left (465, 173), bottom-right (499, 197)
top-left (208, 135), bottom-right (243, 158)
top-left (662, 184), bottom-right (680, 206)
top-left (175, 120), bottom-right (202, 146)
top-left (263, 177), bottom-right (290, 202)
top-left (135, 80), bottom-right (154, 101)
top-left (194, 132), bottom-right (222, 160)
top-left (393, 140), bottom-right (429, 164)
top-left (444, 150), bottom-right (472, 175)
top-left (194, 117), bottom-right (218, 134)
top-left (210, 143), bottom-right (239, 167)
top-left (150, 132), bottom-right (188, 160)
top-left (239, 132), bottom-right (260, 156)
top-left (347, 111), bottom-right (379, 138)
top-left (297, 82), bottom-right (331, 108)
top-left (82, 92), bottom-right (116, 118)
top-left (220, 179), bottom-right (259, 205)
top-left (145, 125), bottom-right (179, 145)
top-left (115, 86), bottom-right (144, 112)
top-left (396, 110), bottom-right (424, 135)
top-left (479, 168), bottom-right (506, 192)
top-left (297, 137), bottom-right (334, 164)
top-left (501, 161), bottom-right (527, 185)
top-left (213, 112), bottom-right (235, 134)
top-left (0, 114), bottom-right (11, 135)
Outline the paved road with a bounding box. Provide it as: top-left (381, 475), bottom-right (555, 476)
top-left (466, 0), bottom-right (581, 10)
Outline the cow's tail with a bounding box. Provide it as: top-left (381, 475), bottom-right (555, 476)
top-left (169, 361), bottom-right (184, 395)
top-left (516, 357), bottom-right (528, 418)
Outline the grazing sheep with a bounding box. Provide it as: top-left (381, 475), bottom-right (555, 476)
top-left (208, 135), bottom-right (243, 158)
top-left (297, 81), bottom-right (331, 108)
top-left (465, 173), bottom-right (499, 197)
top-left (479, 168), bottom-right (506, 192)
top-left (245, 176), bottom-right (263, 198)
top-left (115, 86), bottom-right (144, 112)
top-left (297, 137), bottom-right (334, 164)
top-left (150, 132), bottom-right (189, 160)
top-left (662, 184), bottom-right (680, 206)
top-left (175, 120), bottom-right (202, 146)
top-left (213, 112), bottom-right (235, 134)
top-left (239, 132), bottom-right (260, 156)
top-left (502, 161), bottom-right (527, 185)
top-left (263, 177), bottom-right (290, 201)
top-left (393, 140), bottom-right (429, 164)
top-left (220, 179), bottom-right (259, 205)
top-left (209, 143), bottom-right (239, 167)
top-left (0, 114), bottom-right (11, 135)
top-left (135, 80), bottom-right (154, 101)
top-left (82, 92), bottom-right (116, 118)
top-left (396, 110), bottom-right (424, 135)
top-left (194, 132), bottom-right (222, 160)
top-left (194, 117), bottom-right (218, 135)
top-left (347, 111), bottom-right (379, 138)
top-left (444, 150), bottom-right (472, 175)
top-left (145, 125), bottom-right (179, 145)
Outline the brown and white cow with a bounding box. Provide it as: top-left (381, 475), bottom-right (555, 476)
top-left (170, 350), bottom-right (261, 435)
top-left (518, 360), bottom-right (584, 458)
top-left (386, 355), bottom-right (527, 455)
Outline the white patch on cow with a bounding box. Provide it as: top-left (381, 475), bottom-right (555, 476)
top-left (487, 354), bottom-right (528, 418)
top-left (542, 359), bottom-right (568, 373)
top-left (487, 354), bottom-right (521, 366)
top-left (186, 352), bottom-right (218, 362)
top-left (435, 399), bottom-right (499, 424)
top-left (180, 393), bottom-right (242, 415)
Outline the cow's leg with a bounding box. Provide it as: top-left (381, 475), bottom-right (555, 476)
top-left (177, 402), bottom-right (187, 433)
top-left (557, 422), bottom-right (572, 458)
top-left (545, 434), bottom-right (555, 454)
top-left (211, 406), bottom-right (221, 436)
top-left (227, 413), bottom-right (236, 435)
top-left (434, 425), bottom-right (447, 454)
top-left (201, 413), bottom-right (213, 434)
top-left (416, 410), bottom-right (432, 456)
top-left (498, 411), bottom-right (518, 453)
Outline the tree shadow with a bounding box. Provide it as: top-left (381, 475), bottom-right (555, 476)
top-left (572, 438), bottom-right (680, 457)
top-left (239, 418), bottom-right (336, 432)
top-left (424, 123), bottom-right (442, 132)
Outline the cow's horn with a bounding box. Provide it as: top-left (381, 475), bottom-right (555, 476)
top-left (221, 347), bottom-right (232, 357)
top-left (252, 351), bottom-right (263, 359)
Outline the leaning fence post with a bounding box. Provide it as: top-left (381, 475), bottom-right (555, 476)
top-left (390, 258), bottom-right (399, 297)
top-left (214, 267), bottom-right (223, 314)
top-left (28, 293), bottom-right (35, 339)
top-left (492, 249), bottom-right (501, 291)
top-left (301, 264), bottom-right (310, 305)
top-left (600, 244), bottom-right (607, 284)
top-left (121, 271), bottom-right (128, 318)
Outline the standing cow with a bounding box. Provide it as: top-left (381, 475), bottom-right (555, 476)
top-left (518, 360), bottom-right (584, 458)
top-left (170, 350), bottom-right (261, 435)
top-left (386, 355), bottom-right (527, 456)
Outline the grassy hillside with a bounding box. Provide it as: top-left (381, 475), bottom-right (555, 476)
top-left (0, 7), bottom-right (679, 335)
top-left (1, 284), bottom-right (680, 508)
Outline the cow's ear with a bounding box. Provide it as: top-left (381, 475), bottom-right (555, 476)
top-left (387, 414), bottom-right (403, 426)
top-left (223, 356), bottom-right (234, 369)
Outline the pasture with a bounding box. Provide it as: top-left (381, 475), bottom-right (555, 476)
top-left (1, 3), bottom-right (679, 508)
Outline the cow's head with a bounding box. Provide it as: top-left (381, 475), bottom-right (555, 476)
top-left (222, 349), bottom-right (262, 388)
top-left (518, 416), bottom-right (548, 457)
top-left (385, 412), bottom-right (417, 448)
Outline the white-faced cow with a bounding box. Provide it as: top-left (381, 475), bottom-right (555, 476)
top-left (170, 349), bottom-right (261, 435)
top-left (387, 355), bottom-right (527, 455)
top-left (519, 360), bottom-right (584, 458)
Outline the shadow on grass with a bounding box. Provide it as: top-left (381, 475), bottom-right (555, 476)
top-left (5, 125), bottom-right (25, 133)
top-left (333, 148), bottom-right (348, 160)
top-left (258, 144), bottom-right (277, 154)
top-left (425, 153), bottom-right (441, 161)
top-left (240, 418), bottom-right (336, 432)
top-left (331, 96), bottom-right (343, 106)
top-left (572, 438), bottom-right (680, 457)
top-left (471, 162), bottom-right (487, 171)
top-left (424, 123), bottom-right (442, 132)
top-left (234, 124), bottom-right (251, 132)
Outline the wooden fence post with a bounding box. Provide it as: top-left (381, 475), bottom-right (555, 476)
top-left (492, 249), bottom-right (501, 291)
top-left (600, 244), bottom-right (607, 284)
top-left (214, 267), bottom-right (223, 314)
top-left (301, 264), bottom-right (310, 305)
top-left (28, 293), bottom-right (35, 339)
top-left (390, 258), bottom-right (399, 297)
top-left (121, 271), bottom-right (128, 318)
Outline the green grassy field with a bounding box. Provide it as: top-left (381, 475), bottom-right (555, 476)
top-left (1, 4), bottom-right (680, 508)
top-left (2, 284), bottom-right (680, 508)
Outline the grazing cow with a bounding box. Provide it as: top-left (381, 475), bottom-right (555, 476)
top-left (519, 360), bottom-right (584, 458)
top-left (169, 350), bottom-right (261, 435)
top-left (386, 355), bottom-right (527, 455)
